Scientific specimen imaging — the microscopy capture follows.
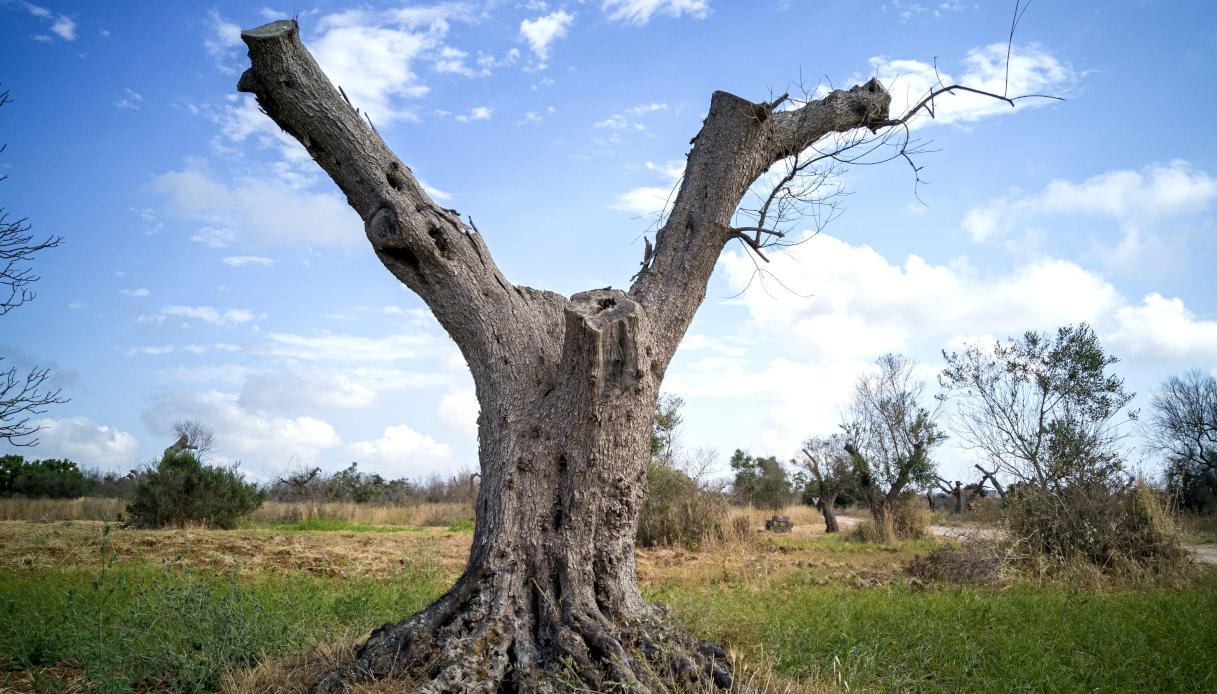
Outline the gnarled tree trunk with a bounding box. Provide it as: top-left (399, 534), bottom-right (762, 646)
top-left (237, 19), bottom-right (890, 692)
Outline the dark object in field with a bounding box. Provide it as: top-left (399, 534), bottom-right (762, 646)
top-left (765, 515), bottom-right (793, 533)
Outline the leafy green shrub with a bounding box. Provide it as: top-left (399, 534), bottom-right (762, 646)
top-left (127, 451), bottom-right (265, 529)
top-left (729, 450), bottom-right (792, 510)
top-left (637, 463), bottom-right (727, 549)
top-left (1006, 480), bottom-right (1188, 576)
top-left (0, 455), bottom-right (91, 498)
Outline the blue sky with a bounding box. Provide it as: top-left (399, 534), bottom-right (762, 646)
top-left (2, 0), bottom-right (1215, 486)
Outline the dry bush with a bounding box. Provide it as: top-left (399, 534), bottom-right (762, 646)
top-left (1006, 480), bottom-right (1189, 578)
top-left (637, 464), bottom-right (727, 549)
top-left (967, 496), bottom-right (1004, 524)
top-left (904, 543), bottom-right (1005, 585)
top-left (1175, 509), bottom-right (1217, 540)
top-left (851, 493), bottom-right (928, 543)
top-left (0, 496), bottom-right (126, 521)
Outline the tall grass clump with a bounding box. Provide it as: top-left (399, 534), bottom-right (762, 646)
top-left (851, 492), bottom-right (928, 543)
top-left (1007, 479), bottom-right (1189, 578)
top-left (637, 463), bottom-right (727, 549)
top-left (127, 451), bottom-right (265, 529)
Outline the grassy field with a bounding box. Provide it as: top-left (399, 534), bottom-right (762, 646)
top-left (1, 501), bottom-right (1214, 692)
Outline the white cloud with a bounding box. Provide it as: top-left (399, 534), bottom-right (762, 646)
top-left (7, 417), bottom-right (139, 469)
top-left (115, 88), bottom-right (143, 110)
top-left (239, 366), bottom-right (378, 412)
top-left (203, 9), bottom-right (242, 72)
top-left (1108, 293), bottom-right (1217, 364)
top-left (870, 43), bottom-right (1074, 125)
top-left (120, 288), bottom-right (150, 297)
top-left (611, 186), bottom-right (674, 216)
top-left (964, 160), bottom-right (1217, 242)
top-left (595, 114), bottom-right (628, 129)
top-left (263, 331), bottom-right (437, 362)
top-left (455, 106), bottom-right (492, 122)
top-left (627, 102), bottom-right (668, 115)
top-left (21, 3), bottom-right (76, 41)
top-left (602, 0), bottom-right (708, 25)
top-left (720, 231), bottom-right (1124, 361)
top-left (162, 305), bottom-right (258, 327)
top-left (150, 161), bottom-right (361, 247)
top-left (141, 389), bottom-right (342, 475)
top-left (520, 10), bottom-right (573, 61)
top-left (126, 345), bottom-right (175, 356)
top-left (222, 255), bottom-right (275, 267)
top-left (963, 161), bottom-right (1217, 272)
top-left (438, 389), bottom-right (478, 439)
top-left (347, 423), bottom-right (453, 477)
top-left (310, 9), bottom-right (444, 124)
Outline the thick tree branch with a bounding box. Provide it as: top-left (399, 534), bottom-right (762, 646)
top-left (236, 21), bottom-right (559, 371)
top-left (629, 81), bottom-right (892, 357)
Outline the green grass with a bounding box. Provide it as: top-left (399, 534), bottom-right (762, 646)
top-left (0, 537), bottom-right (447, 692)
top-left (265, 517), bottom-right (422, 533)
top-left (650, 575), bottom-right (1217, 693)
top-left (446, 519), bottom-right (475, 533)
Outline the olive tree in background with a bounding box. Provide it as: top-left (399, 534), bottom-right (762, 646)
top-left (844, 353), bottom-right (945, 542)
top-left (938, 323), bottom-right (1134, 492)
top-left (236, 18), bottom-right (1033, 691)
top-left (792, 435), bottom-right (854, 533)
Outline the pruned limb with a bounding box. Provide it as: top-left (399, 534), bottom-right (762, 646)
top-left (236, 21), bottom-right (561, 375)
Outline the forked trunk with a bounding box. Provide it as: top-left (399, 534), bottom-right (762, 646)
top-left (235, 19), bottom-right (892, 692)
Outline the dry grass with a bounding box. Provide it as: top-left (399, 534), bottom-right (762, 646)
top-left (0, 497), bottom-right (126, 522)
top-left (251, 500), bottom-right (473, 527)
top-left (0, 520), bottom-right (471, 579)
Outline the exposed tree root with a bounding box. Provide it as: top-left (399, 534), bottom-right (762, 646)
top-left (312, 588), bottom-right (741, 693)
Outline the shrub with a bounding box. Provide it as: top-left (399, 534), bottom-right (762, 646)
top-left (0, 455), bottom-right (91, 499)
top-left (1005, 480), bottom-right (1188, 576)
top-left (637, 463), bottom-right (727, 549)
top-left (127, 451), bottom-right (265, 529)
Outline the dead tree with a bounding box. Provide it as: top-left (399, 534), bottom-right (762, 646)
top-left (975, 463), bottom-right (1006, 501)
top-left (237, 19), bottom-right (1028, 693)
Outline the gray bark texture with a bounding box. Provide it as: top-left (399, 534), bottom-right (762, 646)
top-left (237, 19), bottom-right (891, 692)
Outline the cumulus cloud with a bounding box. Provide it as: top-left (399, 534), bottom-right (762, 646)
top-left (1108, 294), bottom-right (1217, 364)
top-left (141, 389), bottom-right (342, 476)
top-left (455, 106), bottom-right (492, 122)
top-left (4, 417), bottom-right (139, 470)
top-left (120, 288), bottom-right (150, 297)
top-left (347, 423), bottom-right (453, 477)
top-left (602, 0), bottom-right (708, 25)
top-left (239, 365), bottom-right (378, 412)
top-left (613, 160), bottom-right (684, 216)
top-left (438, 389), bottom-right (478, 439)
top-left (20, 3), bottom-right (76, 41)
top-left (520, 10), bottom-right (573, 61)
top-left (719, 231), bottom-right (1123, 360)
top-left (150, 161), bottom-right (361, 247)
top-left (870, 43), bottom-right (1074, 125)
top-left (964, 161), bottom-right (1217, 243)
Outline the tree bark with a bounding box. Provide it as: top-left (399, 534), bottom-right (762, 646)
top-left (237, 19), bottom-right (891, 692)
top-left (821, 490), bottom-right (840, 534)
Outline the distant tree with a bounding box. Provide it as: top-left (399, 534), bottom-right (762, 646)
top-left (939, 323), bottom-right (1134, 491)
top-left (729, 449), bottom-right (792, 510)
top-left (650, 393), bottom-right (685, 467)
top-left (1150, 371), bottom-right (1217, 512)
top-left (792, 435), bottom-right (853, 532)
top-left (1, 85), bottom-right (66, 446)
top-left (171, 418), bottom-right (217, 459)
top-left (844, 354), bottom-right (944, 542)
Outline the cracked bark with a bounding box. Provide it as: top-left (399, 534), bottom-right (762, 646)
top-left (238, 19), bottom-right (891, 692)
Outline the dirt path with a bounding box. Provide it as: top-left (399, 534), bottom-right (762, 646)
top-left (837, 516), bottom-right (1217, 564)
